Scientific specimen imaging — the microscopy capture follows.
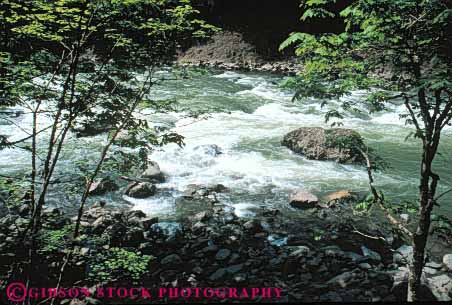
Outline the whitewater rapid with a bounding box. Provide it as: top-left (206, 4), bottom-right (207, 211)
top-left (1, 68), bottom-right (451, 219)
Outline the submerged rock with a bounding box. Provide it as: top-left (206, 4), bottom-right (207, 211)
top-left (282, 127), bottom-right (366, 164)
top-left (193, 144), bottom-right (223, 156)
top-left (289, 190), bottom-right (319, 209)
top-left (88, 178), bottom-right (119, 196)
top-left (73, 120), bottom-right (113, 137)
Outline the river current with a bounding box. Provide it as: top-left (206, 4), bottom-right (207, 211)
top-left (1, 68), bottom-right (451, 222)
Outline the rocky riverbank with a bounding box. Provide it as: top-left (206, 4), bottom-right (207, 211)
top-left (177, 31), bottom-right (302, 74)
top-left (2, 189), bottom-right (452, 303)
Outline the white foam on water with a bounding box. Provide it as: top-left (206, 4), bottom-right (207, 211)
top-left (213, 71), bottom-right (244, 79)
top-left (0, 70), bottom-right (439, 217)
top-left (126, 195), bottom-right (176, 216)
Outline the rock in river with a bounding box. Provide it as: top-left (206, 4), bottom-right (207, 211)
top-left (140, 161), bottom-right (165, 182)
top-left (193, 144), bottom-right (222, 156)
top-left (88, 177), bottom-right (119, 196)
top-left (282, 127), bottom-right (366, 164)
top-left (289, 190), bottom-right (319, 209)
top-left (125, 182), bottom-right (156, 198)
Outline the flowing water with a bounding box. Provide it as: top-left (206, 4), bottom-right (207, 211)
top-left (1, 68), bottom-right (452, 223)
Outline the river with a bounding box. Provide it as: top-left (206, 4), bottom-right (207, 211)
top-left (1, 68), bottom-right (452, 223)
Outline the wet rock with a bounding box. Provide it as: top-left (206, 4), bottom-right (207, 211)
top-left (18, 205), bottom-right (30, 216)
top-left (125, 182), bottom-right (156, 198)
top-left (262, 209), bottom-right (280, 217)
top-left (192, 266), bottom-right (203, 274)
top-left (102, 222), bottom-right (125, 241)
top-left (42, 207), bottom-right (61, 217)
top-left (289, 190), bottom-right (319, 209)
top-left (233, 274), bottom-right (247, 284)
top-left (140, 217), bottom-right (159, 229)
top-left (193, 144), bottom-right (222, 156)
top-left (361, 246), bottom-right (381, 262)
top-left (324, 190), bottom-right (355, 205)
top-left (193, 211), bottom-right (212, 222)
top-left (424, 266), bottom-right (439, 275)
top-left (215, 249), bottom-right (231, 261)
top-left (209, 268), bottom-right (226, 281)
top-left (428, 274), bottom-right (452, 301)
top-left (92, 215), bottom-right (113, 234)
top-left (327, 271), bottom-right (354, 288)
top-left (140, 161), bottom-right (165, 182)
top-left (319, 292), bottom-right (343, 302)
top-left (202, 244), bottom-right (219, 253)
top-left (443, 254), bottom-right (452, 271)
top-left (426, 261), bottom-right (443, 270)
top-left (74, 120), bottom-right (113, 137)
top-left (92, 200), bottom-right (107, 208)
top-left (161, 254), bottom-right (182, 266)
top-left (88, 178), bottom-right (119, 196)
top-left (183, 184), bottom-right (227, 200)
top-left (267, 235), bottom-right (288, 247)
top-left (124, 227), bottom-right (145, 247)
top-left (149, 222), bottom-right (183, 242)
top-left (127, 210), bottom-right (146, 219)
top-left (160, 270), bottom-right (178, 282)
top-left (225, 264), bottom-right (243, 274)
top-left (243, 219), bottom-right (263, 233)
top-left (289, 246), bottom-right (311, 258)
top-left (390, 266), bottom-right (427, 300)
top-left (393, 245), bottom-right (413, 265)
top-left (282, 127), bottom-right (366, 164)
top-left (80, 247), bottom-right (90, 256)
top-left (359, 263), bottom-right (372, 270)
top-left (192, 221), bottom-right (208, 233)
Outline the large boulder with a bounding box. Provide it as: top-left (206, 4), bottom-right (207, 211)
top-left (289, 190), bottom-right (319, 209)
top-left (282, 127), bottom-right (366, 164)
top-left (140, 161), bottom-right (165, 182)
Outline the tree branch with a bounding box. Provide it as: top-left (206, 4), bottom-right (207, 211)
top-left (357, 147), bottom-right (414, 238)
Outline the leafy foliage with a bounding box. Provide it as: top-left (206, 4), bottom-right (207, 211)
top-left (280, 0), bottom-right (452, 128)
top-left (88, 247), bottom-right (153, 284)
top-left (283, 3), bottom-right (452, 297)
top-left (0, 0), bottom-right (217, 209)
top-left (38, 224), bottom-right (75, 253)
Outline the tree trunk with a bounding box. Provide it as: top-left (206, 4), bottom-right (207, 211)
top-left (407, 150), bottom-right (435, 301)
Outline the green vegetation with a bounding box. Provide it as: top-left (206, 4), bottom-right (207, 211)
top-left (282, 0), bottom-right (452, 301)
top-left (0, 0), bottom-right (217, 294)
top-left (88, 247), bottom-right (153, 284)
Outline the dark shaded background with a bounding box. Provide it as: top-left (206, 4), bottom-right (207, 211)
top-left (194, 0), bottom-right (351, 58)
